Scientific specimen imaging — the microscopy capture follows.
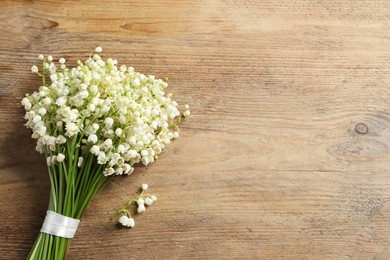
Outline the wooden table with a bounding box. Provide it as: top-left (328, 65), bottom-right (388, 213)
top-left (1, 1), bottom-right (390, 259)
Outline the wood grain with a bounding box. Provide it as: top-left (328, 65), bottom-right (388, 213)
top-left (1, 0), bottom-right (390, 259)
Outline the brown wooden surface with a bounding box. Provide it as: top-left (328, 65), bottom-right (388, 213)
top-left (1, 1), bottom-right (390, 259)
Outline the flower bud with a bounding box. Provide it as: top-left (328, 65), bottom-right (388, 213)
top-left (137, 204), bottom-right (146, 214)
top-left (137, 198), bottom-right (145, 206)
top-left (145, 198), bottom-right (153, 206)
top-left (31, 65), bottom-right (39, 73)
top-left (119, 215), bottom-right (129, 227)
top-left (127, 217), bottom-right (135, 228)
top-left (56, 153), bottom-right (65, 162)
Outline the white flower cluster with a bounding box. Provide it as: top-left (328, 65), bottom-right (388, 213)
top-left (22, 47), bottom-right (190, 175)
top-left (115, 183), bottom-right (157, 228)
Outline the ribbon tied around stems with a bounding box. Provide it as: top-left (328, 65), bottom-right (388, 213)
top-left (40, 210), bottom-right (80, 239)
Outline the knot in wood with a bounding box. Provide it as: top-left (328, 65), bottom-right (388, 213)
top-left (355, 123), bottom-right (368, 135)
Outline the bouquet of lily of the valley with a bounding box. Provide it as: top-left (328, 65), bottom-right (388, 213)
top-left (22, 47), bottom-right (190, 259)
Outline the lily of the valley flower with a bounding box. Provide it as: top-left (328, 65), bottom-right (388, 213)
top-left (114, 184), bottom-right (157, 228)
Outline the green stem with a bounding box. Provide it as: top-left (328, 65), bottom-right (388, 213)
top-left (28, 134), bottom-right (110, 259)
top-left (41, 59), bottom-right (46, 86)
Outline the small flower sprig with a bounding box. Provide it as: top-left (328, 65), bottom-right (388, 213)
top-left (112, 183), bottom-right (157, 228)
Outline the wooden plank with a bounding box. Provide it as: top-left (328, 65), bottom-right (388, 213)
top-left (1, 1), bottom-right (390, 259)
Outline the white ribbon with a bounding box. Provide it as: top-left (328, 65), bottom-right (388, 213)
top-left (40, 210), bottom-right (80, 239)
